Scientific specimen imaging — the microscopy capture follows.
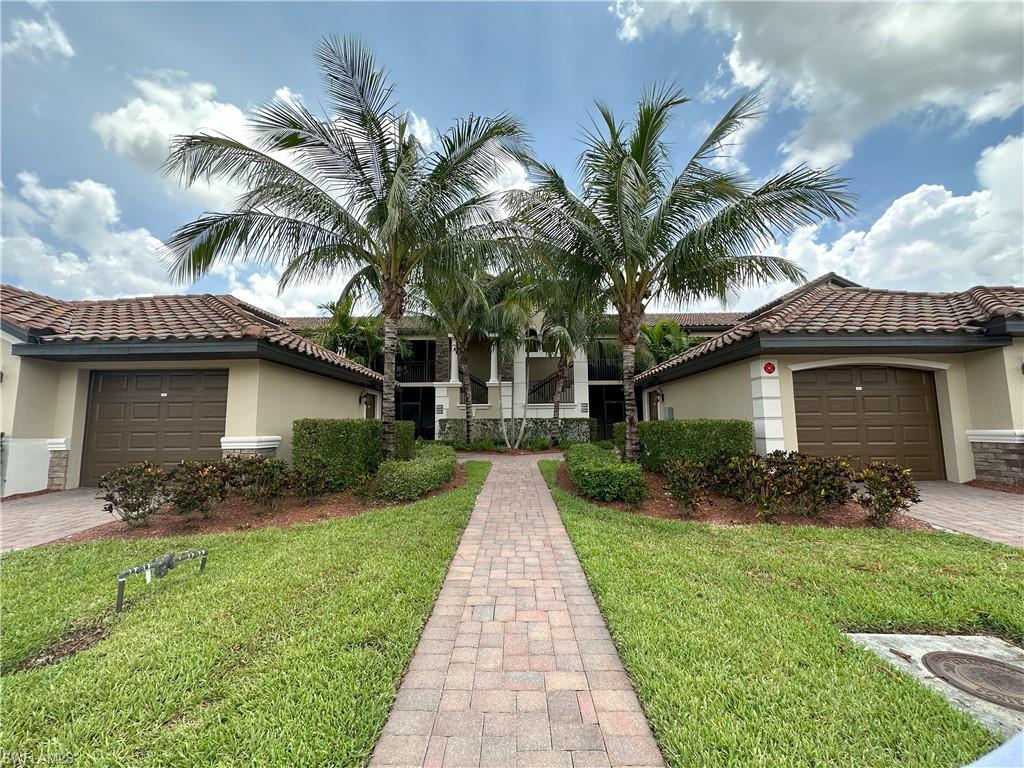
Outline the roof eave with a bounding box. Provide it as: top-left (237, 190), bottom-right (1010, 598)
top-left (636, 331), bottom-right (1012, 387)
top-left (10, 338), bottom-right (383, 389)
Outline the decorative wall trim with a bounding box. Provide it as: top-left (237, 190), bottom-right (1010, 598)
top-left (750, 359), bottom-right (784, 453)
top-left (787, 356), bottom-right (952, 372)
top-left (47, 438), bottom-right (70, 452)
top-left (966, 429), bottom-right (1024, 445)
top-left (220, 436), bottom-right (282, 451)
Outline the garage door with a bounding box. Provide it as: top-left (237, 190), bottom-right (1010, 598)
top-left (82, 370), bottom-right (228, 485)
top-left (794, 366), bottom-right (945, 480)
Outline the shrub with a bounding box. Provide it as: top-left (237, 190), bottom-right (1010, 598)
top-left (292, 418), bottom-right (385, 493)
top-left (222, 454), bottom-right (289, 509)
top-left (612, 422), bottom-right (626, 456)
top-left (375, 444), bottom-right (458, 502)
top-left (856, 461), bottom-right (922, 527)
top-left (664, 460), bottom-right (708, 516)
top-left (637, 420), bottom-right (753, 471)
top-left (168, 460), bottom-right (227, 518)
top-left (395, 421), bottom-right (416, 461)
top-left (522, 437), bottom-right (553, 451)
top-left (98, 462), bottom-right (166, 527)
top-left (565, 443), bottom-right (647, 504)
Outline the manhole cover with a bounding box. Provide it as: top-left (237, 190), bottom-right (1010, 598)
top-left (922, 651), bottom-right (1024, 712)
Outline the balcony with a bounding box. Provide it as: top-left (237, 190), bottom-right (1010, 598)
top-left (396, 359), bottom-right (434, 383)
top-left (587, 358), bottom-right (621, 380)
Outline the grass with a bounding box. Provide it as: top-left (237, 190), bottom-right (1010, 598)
top-left (0, 461), bottom-right (490, 768)
top-left (538, 460), bottom-right (1024, 768)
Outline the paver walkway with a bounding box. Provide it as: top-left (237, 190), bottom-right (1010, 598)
top-left (912, 481), bottom-right (1023, 548)
top-left (372, 455), bottom-right (664, 768)
top-left (1, 488), bottom-right (109, 551)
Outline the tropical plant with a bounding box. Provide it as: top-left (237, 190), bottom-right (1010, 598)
top-left (528, 266), bottom-right (610, 445)
top-left (638, 317), bottom-right (700, 369)
top-left (419, 267), bottom-right (527, 444)
top-left (162, 35), bottom-right (529, 457)
top-left (509, 88), bottom-right (854, 460)
top-left (293, 294), bottom-right (384, 367)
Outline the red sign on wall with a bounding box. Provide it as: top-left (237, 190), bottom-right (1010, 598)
top-left (762, 362), bottom-right (777, 375)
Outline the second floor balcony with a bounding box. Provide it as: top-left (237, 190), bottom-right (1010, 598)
top-left (587, 358), bottom-right (622, 381)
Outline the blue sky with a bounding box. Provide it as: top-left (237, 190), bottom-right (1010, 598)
top-left (2, 1), bottom-right (1022, 315)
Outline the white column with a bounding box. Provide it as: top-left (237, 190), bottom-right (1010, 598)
top-left (751, 359), bottom-right (784, 453)
top-left (448, 335), bottom-right (458, 383)
top-left (488, 341), bottom-right (499, 385)
top-left (573, 346), bottom-right (589, 412)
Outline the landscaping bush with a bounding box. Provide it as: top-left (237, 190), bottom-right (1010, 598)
top-left (168, 460), bottom-right (227, 518)
top-left (637, 419), bottom-right (754, 471)
top-left (664, 460), bottom-right (708, 516)
top-left (222, 454), bottom-right (289, 509)
top-left (375, 444), bottom-right (458, 502)
top-left (98, 462), bottom-right (166, 527)
top-left (856, 461), bottom-right (922, 527)
top-left (565, 443), bottom-right (647, 504)
top-left (395, 421), bottom-right (415, 461)
top-left (292, 418), bottom-right (385, 493)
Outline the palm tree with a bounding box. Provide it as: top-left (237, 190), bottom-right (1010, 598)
top-left (637, 317), bottom-right (699, 370)
top-left (508, 88), bottom-right (854, 460)
top-left (529, 270), bottom-right (607, 446)
top-left (419, 268), bottom-right (524, 444)
top-left (162, 35), bottom-right (529, 457)
top-left (294, 294), bottom-right (387, 366)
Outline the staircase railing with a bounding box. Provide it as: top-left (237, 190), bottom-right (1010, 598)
top-left (458, 374), bottom-right (489, 405)
top-left (528, 366), bottom-right (574, 404)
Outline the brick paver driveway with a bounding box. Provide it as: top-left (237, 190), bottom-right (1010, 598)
top-left (1, 488), bottom-right (109, 552)
top-left (912, 481), bottom-right (1023, 548)
top-left (372, 455), bottom-right (663, 768)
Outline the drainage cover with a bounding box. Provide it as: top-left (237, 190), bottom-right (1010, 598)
top-left (922, 651), bottom-right (1024, 712)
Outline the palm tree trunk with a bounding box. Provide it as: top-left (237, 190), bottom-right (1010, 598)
top-left (458, 345), bottom-right (474, 444)
top-left (381, 282), bottom-right (404, 459)
top-left (622, 342), bottom-right (639, 461)
top-left (551, 355), bottom-right (568, 446)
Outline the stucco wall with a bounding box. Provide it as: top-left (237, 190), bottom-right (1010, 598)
top-left (650, 359), bottom-right (754, 421)
top-left (963, 340), bottom-right (1023, 430)
top-left (249, 360), bottom-right (366, 461)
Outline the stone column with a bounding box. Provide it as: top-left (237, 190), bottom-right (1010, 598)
top-left (46, 438), bottom-right (70, 491)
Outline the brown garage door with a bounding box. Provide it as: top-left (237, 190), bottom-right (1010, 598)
top-left (82, 370), bottom-right (228, 485)
top-left (794, 366), bottom-right (945, 480)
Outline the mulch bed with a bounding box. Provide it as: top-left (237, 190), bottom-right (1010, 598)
top-left (966, 479), bottom-right (1024, 496)
top-left (556, 463), bottom-right (932, 532)
top-left (56, 464), bottom-right (466, 545)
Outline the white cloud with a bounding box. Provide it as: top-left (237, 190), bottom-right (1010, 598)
top-left (1, 172), bottom-right (176, 299)
top-left (407, 111), bottom-right (435, 150)
top-left (211, 262), bottom-right (357, 318)
top-left (92, 74), bottom-right (250, 210)
top-left (2, 4), bottom-right (74, 61)
top-left (668, 134), bottom-right (1024, 313)
top-left (617, 2), bottom-right (1024, 168)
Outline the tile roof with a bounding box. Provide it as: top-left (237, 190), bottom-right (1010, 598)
top-left (1, 284), bottom-right (382, 383)
top-left (636, 276), bottom-right (1024, 383)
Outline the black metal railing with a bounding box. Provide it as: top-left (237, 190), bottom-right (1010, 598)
top-left (528, 367), bottom-right (575, 404)
top-left (396, 359), bottom-right (434, 382)
top-left (458, 374), bottom-right (489, 405)
top-left (587, 358), bottom-right (621, 380)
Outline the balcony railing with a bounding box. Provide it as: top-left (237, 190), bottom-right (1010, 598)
top-left (458, 374), bottom-right (489, 405)
top-left (396, 359), bottom-right (434, 383)
top-left (528, 368), bottom-right (575, 404)
top-left (587, 358), bottom-right (622, 380)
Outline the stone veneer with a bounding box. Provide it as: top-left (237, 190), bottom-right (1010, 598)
top-left (970, 441), bottom-right (1024, 486)
top-left (221, 447), bottom-right (277, 459)
top-left (435, 336), bottom-right (450, 382)
top-left (47, 449), bottom-right (69, 491)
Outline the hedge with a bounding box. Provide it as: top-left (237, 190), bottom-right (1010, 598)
top-left (376, 443), bottom-right (458, 502)
top-left (292, 418), bottom-right (416, 492)
top-left (438, 418), bottom-right (595, 444)
top-left (613, 419), bottom-right (753, 471)
top-left (565, 443), bottom-right (647, 504)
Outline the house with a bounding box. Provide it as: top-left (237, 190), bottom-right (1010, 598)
top-left (0, 285), bottom-right (381, 496)
top-left (635, 274), bottom-right (1024, 485)
top-left (283, 312), bottom-right (742, 442)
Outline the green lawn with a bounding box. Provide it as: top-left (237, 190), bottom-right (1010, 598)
top-left (1, 461), bottom-right (489, 768)
top-left (539, 460), bottom-right (1024, 768)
